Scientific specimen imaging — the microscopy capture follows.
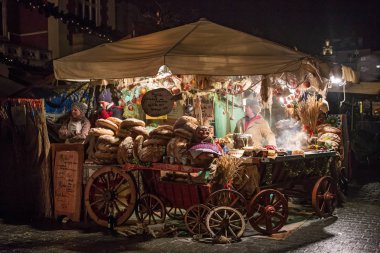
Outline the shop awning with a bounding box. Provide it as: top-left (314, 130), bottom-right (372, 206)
top-left (54, 19), bottom-right (321, 80)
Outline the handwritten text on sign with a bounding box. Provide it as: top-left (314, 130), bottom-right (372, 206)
top-left (54, 151), bottom-right (79, 214)
top-left (141, 88), bottom-right (173, 117)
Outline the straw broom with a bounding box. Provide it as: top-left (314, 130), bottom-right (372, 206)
top-left (296, 95), bottom-right (322, 135)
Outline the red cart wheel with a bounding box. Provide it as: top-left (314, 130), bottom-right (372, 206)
top-left (135, 194), bottom-right (166, 224)
top-left (184, 204), bottom-right (211, 236)
top-left (206, 206), bottom-right (245, 241)
top-left (206, 189), bottom-right (247, 216)
top-left (312, 176), bottom-right (337, 218)
top-left (166, 207), bottom-right (186, 220)
top-left (247, 189), bottom-right (288, 235)
top-left (85, 166), bottom-right (137, 227)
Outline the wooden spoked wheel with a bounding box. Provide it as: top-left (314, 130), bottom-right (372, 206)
top-left (247, 189), bottom-right (288, 235)
top-left (206, 206), bottom-right (245, 240)
top-left (85, 166), bottom-right (137, 227)
top-left (312, 176), bottom-right (337, 218)
top-left (135, 194), bottom-right (166, 225)
top-left (206, 189), bottom-right (247, 216)
top-left (166, 207), bottom-right (186, 220)
top-left (184, 204), bottom-right (211, 236)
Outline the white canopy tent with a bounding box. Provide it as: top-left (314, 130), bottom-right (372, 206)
top-left (54, 19), bottom-right (329, 80)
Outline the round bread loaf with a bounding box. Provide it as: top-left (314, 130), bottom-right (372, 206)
top-left (156, 125), bottom-right (174, 131)
top-left (117, 136), bottom-right (134, 164)
top-left (96, 119), bottom-right (118, 132)
top-left (173, 116), bottom-right (199, 129)
top-left (318, 132), bottom-right (341, 143)
top-left (149, 133), bottom-right (173, 140)
top-left (319, 126), bottom-right (342, 135)
top-left (133, 135), bottom-right (144, 161)
top-left (139, 145), bottom-right (165, 163)
top-left (166, 138), bottom-right (176, 158)
top-left (97, 135), bottom-right (121, 145)
top-left (96, 143), bottom-right (118, 153)
top-left (131, 126), bottom-right (149, 137)
top-left (107, 117), bottom-right (122, 127)
top-left (180, 122), bottom-right (198, 133)
top-left (174, 128), bottom-right (193, 140)
top-left (149, 127), bottom-right (174, 138)
top-left (316, 123), bottom-right (330, 132)
top-left (116, 129), bottom-right (131, 138)
top-left (95, 151), bottom-right (117, 159)
top-left (89, 127), bottom-right (115, 136)
top-left (120, 118), bottom-right (145, 128)
top-left (143, 138), bottom-right (169, 147)
top-left (173, 137), bottom-right (189, 163)
top-left (323, 140), bottom-right (340, 150)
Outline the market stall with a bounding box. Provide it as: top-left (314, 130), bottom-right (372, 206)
top-left (52, 19), bottom-right (354, 241)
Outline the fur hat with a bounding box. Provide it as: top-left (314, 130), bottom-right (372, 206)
top-left (245, 98), bottom-right (261, 114)
top-left (72, 102), bottom-right (88, 115)
top-left (98, 88), bottom-right (112, 103)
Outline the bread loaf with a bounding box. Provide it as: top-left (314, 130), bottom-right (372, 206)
top-left (95, 119), bottom-right (118, 132)
top-left (120, 118), bottom-right (145, 129)
top-left (89, 127), bottom-right (115, 136)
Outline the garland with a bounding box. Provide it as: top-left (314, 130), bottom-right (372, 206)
top-left (16, 0), bottom-right (117, 42)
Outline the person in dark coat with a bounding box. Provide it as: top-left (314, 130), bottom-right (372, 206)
top-left (98, 88), bottom-right (124, 119)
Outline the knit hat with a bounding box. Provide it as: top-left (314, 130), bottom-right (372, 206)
top-left (72, 102), bottom-right (88, 115)
top-left (98, 88), bottom-right (112, 103)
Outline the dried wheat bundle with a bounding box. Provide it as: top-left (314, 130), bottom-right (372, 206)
top-left (215, 156), bottom-right (244, 185)
top-left (296, 95), bottom-right (322, 134)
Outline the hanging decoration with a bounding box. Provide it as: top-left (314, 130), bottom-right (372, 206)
top-left (16, 0), bottom-right (117, 42)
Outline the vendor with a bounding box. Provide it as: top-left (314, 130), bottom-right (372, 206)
top-left (234, 98), bottom-right (276, 147)
top-left (98, 88), bottom-right (123, 119)
top-left (58, 102), bottom-right (91, 143)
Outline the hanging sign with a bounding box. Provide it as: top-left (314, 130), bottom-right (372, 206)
top-left (141, 88), bottom-right (182, 117)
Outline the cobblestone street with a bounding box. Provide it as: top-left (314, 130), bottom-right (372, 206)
top-left (1, 179), bottom-right (379, 253)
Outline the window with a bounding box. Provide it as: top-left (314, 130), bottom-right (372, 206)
top-left (0, 0), bottom-right (6, 37)
top-left (75, 0), bottom-right (100, 26)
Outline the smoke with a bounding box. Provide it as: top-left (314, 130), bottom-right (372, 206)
top-left (275, 119), bottom-right (308, 150)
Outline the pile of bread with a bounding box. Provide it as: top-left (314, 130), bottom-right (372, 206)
top-left (87, 116), bottom-right (204, 165)
top-left (316, 124), bottom-right (342, 151)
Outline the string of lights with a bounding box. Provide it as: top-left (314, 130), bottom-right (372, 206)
top-left (16, 0), bottom-right (117, 42)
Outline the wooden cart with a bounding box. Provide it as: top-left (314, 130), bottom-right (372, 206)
top-left (84, 150), bottom-right (339, 241)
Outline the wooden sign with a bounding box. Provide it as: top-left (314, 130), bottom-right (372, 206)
top-left (52, 144), bottom-right (84, 222)
top-left (141, 88), bottom-right (182, 117)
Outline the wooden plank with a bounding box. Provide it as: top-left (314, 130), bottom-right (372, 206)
top-left (51, 144), bottom-right (84, 222)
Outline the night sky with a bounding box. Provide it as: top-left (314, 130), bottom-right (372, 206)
top-left (162, 0), bottom-right (380, 55)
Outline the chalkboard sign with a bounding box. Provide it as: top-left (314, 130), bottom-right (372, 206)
top-left (141, 88), bottom-right (182, 117)
top-left (52, 144), bottom-right (84, 222)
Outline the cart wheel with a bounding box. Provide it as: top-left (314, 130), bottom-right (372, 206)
top-left (85, 166), bottom-right (137, 227)
top-left (135, 194), bottom-right (166, 224)
top-left (206, 206), bottom-right (245, 241)
top-left (312, 176), bottom-right (337, 218)
top-left (206, 189), bottom-right (247, 216)
top-left (247, 189), bottom-right (288, 235)
top-left (166, 207), bottom-right (186, 220)
top-left (184, 204), bottom-right (211, 236)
